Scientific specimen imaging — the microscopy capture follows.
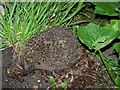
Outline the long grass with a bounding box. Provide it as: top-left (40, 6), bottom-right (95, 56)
top-left (0, 1), bottom-right (85, 54)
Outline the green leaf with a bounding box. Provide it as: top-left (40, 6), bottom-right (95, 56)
top-left (77, 23), bottom-right (118, 50)
top-left (112, 20), bottom-right (120, 39)
top-left (59, 82), bottom-right (68, 88)
top-left (104, 58), bottom-right (120, 87)
top-left (48, 76), bottom-right (56, 84)
top-left (109, 20), bottom-right (119, 31)
top-left (93, 2), bottom-right (119, 16)
top-left (110, 20), bottom-right (119, 39)
top-left (118, 36), bottom-right (120, 39)
top-left (92, 36), bottom-right (107, 47)
top-left (99, 25), bottom-right (118, 50)
top-left (113, 42), bottom-right (120, 59)
top-left (115, 75), bottom-right (120, 86)
top-left (77, 23), bottom-right (100, 50)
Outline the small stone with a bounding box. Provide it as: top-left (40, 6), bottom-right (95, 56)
top-left (32, 85), bottom-right (38, 90)
top-left (37, 80), bottom-right (40, 83)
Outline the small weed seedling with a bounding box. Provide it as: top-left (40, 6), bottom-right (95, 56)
top-left (48, 76), bottom-right (68, 90)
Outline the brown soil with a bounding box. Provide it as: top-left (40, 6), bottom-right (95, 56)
top-left (2, 26), bottom-right (116, 89)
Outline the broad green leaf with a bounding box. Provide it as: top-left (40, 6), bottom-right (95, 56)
top-left (98, 25), bottom-right (118, 50)
top-left (113, 42), bottom-right (120, 59)
top-left (118, 36), bottom-right (120, 39)
top-left (110, 20), bottom-right (119, 31)
top-left (113, 20), bottom-right (120, 39)
top-left (95, 26), bottom-right (118, 50)
top-left (112, 20), bottom-right (120, 39)
top-left (92, 36), bottom-right (107, 47)
top-left (77, 23), bottom-right (118, 50)
top-left (106, 20), bottom-right (120, 39)
top-left (59, 82), bottom-right (68, 88)
top-left (93, 2), bottom-right (119, 16)
top-left (77, 23), bottom-right (100, 50)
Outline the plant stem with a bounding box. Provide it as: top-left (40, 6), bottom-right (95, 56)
top-left (98, 50), bottom-right (117, 87)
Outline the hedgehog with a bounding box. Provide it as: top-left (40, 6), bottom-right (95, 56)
top-left (22, 26), bottom-right (80, 71)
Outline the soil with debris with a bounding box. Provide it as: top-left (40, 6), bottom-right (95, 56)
top-left (2, 26), bottom-right (116, 89)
